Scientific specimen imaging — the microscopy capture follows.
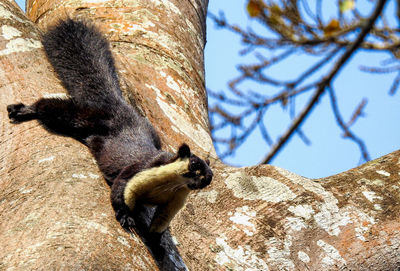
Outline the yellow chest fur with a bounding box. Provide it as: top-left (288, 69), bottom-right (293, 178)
top-left (124, 158), bottom-right (191, 208)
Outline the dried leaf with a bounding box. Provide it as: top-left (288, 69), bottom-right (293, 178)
top-left (340, 0), bottom-right (356, 12)
top-left (324, 19), bottom-right (341, 36)
top-left (270, 4), bottom-right (283, 16)
top-left (247, 0), bottom-right (263, 17)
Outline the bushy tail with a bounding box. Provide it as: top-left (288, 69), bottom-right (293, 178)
top-left (42, 19), bottom-right (122, 106)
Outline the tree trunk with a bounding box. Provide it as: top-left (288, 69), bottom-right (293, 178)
top-left (1, 0), bottom-right (399, 270)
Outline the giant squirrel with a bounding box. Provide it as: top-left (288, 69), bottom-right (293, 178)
top-left (7, 19), bottom-right (213, 235)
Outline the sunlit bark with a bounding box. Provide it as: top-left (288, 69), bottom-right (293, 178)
top-left (0, 0), bottom-right (398, 270)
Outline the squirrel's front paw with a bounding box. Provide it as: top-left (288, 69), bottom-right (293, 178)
top-left (115, 209), bottom-right (136, 229)
top-left (7, 103), bottom-right (32, 123)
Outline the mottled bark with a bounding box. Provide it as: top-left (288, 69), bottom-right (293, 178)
top-left (0, 0), bottom-right (399, 270)
top-left (27, 0), bottom-right (213, 159)
top-left (0, 1), bottom-right (158, 270)
top-left (171, 151), bottom-right (400, 270)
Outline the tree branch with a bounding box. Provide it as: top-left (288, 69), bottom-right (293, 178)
top-left (260, 0), bottom-right (388, 164)
top-left (327, 86), bottom-right (370, 162)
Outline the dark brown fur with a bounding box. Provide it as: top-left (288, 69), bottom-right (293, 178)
top-left (7, 19), bottom-right (212, 233)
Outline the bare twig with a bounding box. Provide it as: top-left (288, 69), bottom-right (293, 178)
top-left (209, 0), bottom-right (395, 165)
top-left (328, 86), bottom-right (370, 162)
top-left (347, 98), bottom-right (367, 128)
top-left (389, 72), bottom-right (400, 95)
top-left (260, 0), bottom-right (387, 164)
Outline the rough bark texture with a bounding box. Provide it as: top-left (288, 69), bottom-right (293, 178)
top-left (0, 1), bottom-right (158, 270)
top-left (1, 0), bottom-right (399, 270)
top-left (27, 0), bottom-right (213, 159)
top-left (171, 151), bottom-right (400, 270)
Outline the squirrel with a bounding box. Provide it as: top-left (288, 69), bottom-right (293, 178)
top-left (7, 19), bottom-right (213, 238)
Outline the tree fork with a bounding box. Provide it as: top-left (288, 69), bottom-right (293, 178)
top-left (0, 0), bottom-right (399, 270)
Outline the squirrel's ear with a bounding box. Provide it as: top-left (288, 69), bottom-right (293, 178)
top-left (205, 159), bottom-right (210, 166)
top-left (177, 144), bottom-right (191, 158)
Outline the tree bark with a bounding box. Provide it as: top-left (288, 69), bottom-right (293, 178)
top-left (0, 1), bottom-right (159, 270)
top-left (0, 0), bottom-right (399, 270)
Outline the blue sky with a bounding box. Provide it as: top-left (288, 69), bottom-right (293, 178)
top-left (205, 0), bottom-right (399, 178)
top-left (14, 0), bottom-right (400, 178)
